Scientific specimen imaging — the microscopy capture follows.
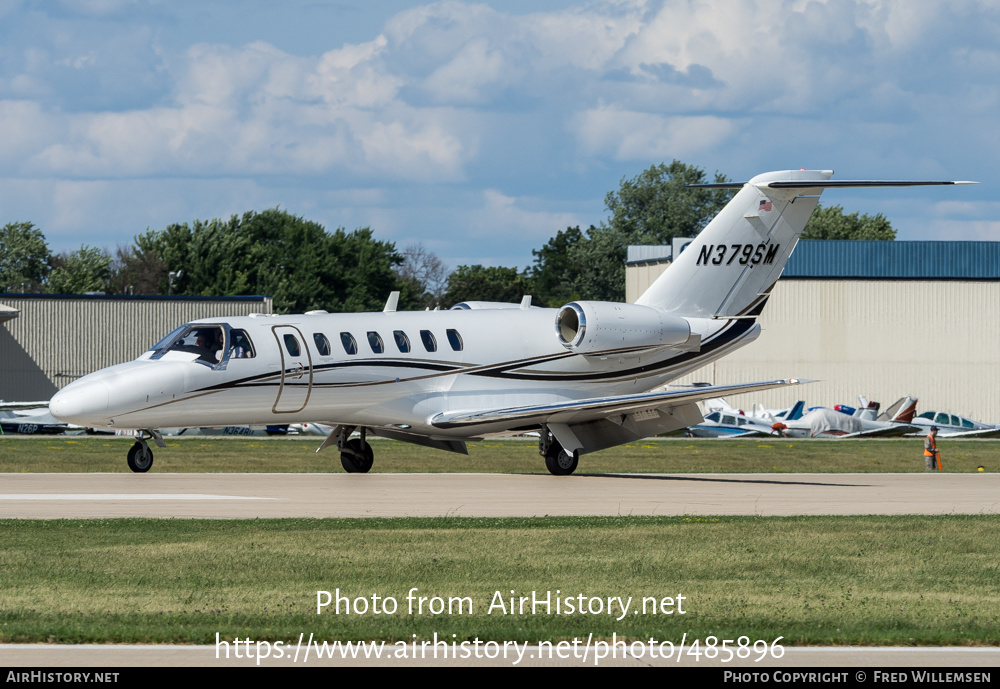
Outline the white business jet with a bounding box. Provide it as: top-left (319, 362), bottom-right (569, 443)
top-left (49, 170), bottom-right (973, 474)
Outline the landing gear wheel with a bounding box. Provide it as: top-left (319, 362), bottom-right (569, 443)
top-left (545, 448), bottom-right (578, 476)
top-left (340, 438), bottom-right (374, 473)
top-left (127, 441), bottom-right (154, 473)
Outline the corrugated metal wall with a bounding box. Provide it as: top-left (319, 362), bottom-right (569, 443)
top-left (664, 280), bottom-right (1000, 422)
top-left (0, 296), bottom-right (272, 401)
top-left (783, 240), bottom-right (1000, 279)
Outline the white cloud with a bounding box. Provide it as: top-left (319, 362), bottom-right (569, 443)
top-left (573, 103), bottom-right (740, 160)
top-left (469, 189), bottom-right (581, 243)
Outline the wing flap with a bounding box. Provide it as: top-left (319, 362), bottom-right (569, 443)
top-left (430, 378), bottom-right (812, 429)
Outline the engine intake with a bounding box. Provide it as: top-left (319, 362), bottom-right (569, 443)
top-left (555, 301), bottom-right (691, 354)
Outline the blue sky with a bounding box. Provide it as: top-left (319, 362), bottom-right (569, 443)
top-left (0, 0), bottom-right (997, 270)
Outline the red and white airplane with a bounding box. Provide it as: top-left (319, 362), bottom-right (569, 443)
top-left (49, 170), bottom-right (973, 474)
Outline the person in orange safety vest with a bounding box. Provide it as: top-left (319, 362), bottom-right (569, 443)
top-left (924, 426), bottom-right (940, 471)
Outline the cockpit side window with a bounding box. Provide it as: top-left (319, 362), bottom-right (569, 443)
top-left (229, 329), bottom-right (255, 359)
top-left (167, 325), bottom-right (226, 365)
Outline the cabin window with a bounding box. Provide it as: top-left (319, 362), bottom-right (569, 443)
top-left (283, 334), bottom-right (301, 357)
top-left (446, 329), bottom-right (463, 351)
top-left (367, 331), bottom-right (384, 354)
top-left (420, 330), bottom-right (437, 352)
top-left (722, 415), bottom-right (736, 425)
top-left (962, 417), bottom-right (974, 429)
top-left (340, 332), bottom-right (358, 355)
top-left (917, 412), bottom-right (934, 420)
top-left (313, 333), bottom-right (331, 357)
top-left (935, 413), bottom-right (950, 425)
top-left (393, 330), bottom-right (411, 353)
top-left (229, 329), bottom-right (255, 359)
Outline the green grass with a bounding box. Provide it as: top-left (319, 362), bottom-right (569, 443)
top-left (1, 516), bottom-right (998, 645)
top-left (0, 435), bottom-right (995, 473)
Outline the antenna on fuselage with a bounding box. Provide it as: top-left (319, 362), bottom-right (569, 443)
top-left (383, 291), bottom-right (400, 313)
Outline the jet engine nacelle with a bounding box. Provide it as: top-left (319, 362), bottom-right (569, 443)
top-left (554, 301), bottom-right (691, 354)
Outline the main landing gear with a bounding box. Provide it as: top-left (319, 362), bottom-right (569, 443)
top-left (126, 430), bottom-right (165, 473)
top-left (538, 429), bottom-right (579, 476)
top-left (334, 425), bottom-right (374, 473)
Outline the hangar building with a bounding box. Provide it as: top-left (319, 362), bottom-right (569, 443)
top-left (627, 240), bottom-right (1000, 422)
top-left (0, 294), bottom-right (273, 402)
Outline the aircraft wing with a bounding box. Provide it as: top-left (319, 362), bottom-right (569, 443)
top-left (837, 423), bottom-right (920, 439)
top-left (431, 378), bottom-right (811, 429)
top-left (910, 427), bottom-right (1000, 439)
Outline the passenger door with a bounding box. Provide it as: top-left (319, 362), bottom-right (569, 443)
top-left (271, 325), bottom-right (313, 413)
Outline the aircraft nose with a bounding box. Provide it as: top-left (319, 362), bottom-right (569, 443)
top-left (49, 380), bottom-right (111, 425)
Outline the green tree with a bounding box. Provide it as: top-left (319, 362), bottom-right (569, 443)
top-left (531, 225), bottom-right (628, 305)
top-left (46, 245), bottom-right (114, 294)
top-left (604, 160), bottom-right (734, 244)
top-left (441, 265), bottom-right (534, 306)
top-left (134, 209), bottom-right (404, 313)
top-left (531, 160), bottom-right (735, 305)
top-left (802, 205), bottom-right (895, 240)
top-left (0, 222), bottom-right (51, 292)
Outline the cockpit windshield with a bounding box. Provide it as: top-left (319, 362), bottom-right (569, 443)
top-left (147, 323), bottom-right (254, 368)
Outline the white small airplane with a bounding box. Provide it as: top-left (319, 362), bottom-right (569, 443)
top-left (687, 398), bottom-right (797, 438)
top-left (49, 170), bottom-right (973, 474)
top-left (910, 410), bottom-right (1000, 438)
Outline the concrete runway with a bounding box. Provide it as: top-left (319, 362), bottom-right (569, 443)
top-left (0, 472), bottom-right (998, 518)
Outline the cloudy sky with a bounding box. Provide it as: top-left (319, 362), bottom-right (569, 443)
top-left (0, 0), bottom-right (996, 270)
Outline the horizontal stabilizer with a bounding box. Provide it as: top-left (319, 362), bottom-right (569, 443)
top-left (690, 180), bottom-right (977, 189)
top-left (431, 378), bottom-right (813, 429)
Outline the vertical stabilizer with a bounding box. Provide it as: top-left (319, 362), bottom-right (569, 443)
top-left (636, 170), bottom-right (833, 317)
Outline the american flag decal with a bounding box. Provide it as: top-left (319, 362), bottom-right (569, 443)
top-left (759, 200), bottom-right (772, 212)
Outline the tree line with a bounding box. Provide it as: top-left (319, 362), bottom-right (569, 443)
top-left (0, 161), bottom-right (894, 312)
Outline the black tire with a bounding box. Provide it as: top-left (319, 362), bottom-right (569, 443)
top-left (127, 442), bottom-right (154, 473)
top-left (545, 449), bottom-right (578, 476)
top-left (340, 438), bottom-right (374, 473)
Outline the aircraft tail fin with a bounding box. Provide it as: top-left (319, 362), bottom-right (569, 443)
top-left (786, 400), bottom-right (805, 421)
top-left (636, 172), bottom-right (974, 318)
top-left (879, 396), bottom-right (919, 423)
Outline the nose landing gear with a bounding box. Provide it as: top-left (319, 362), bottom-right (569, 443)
top-left (125, 430), bottom-right (165, 473)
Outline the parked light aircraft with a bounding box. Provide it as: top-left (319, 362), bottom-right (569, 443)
top-left (782, 396), bottom-right (919, 438)
top-left (686, 398), bottom-right (803, 438)
top-left (48, 171), bottom-right (973, 474)
top-left (910, 410), bottom-right (1000, 438)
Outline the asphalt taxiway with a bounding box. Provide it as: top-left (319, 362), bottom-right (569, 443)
top-left (1, 472), bottom-right (997, 518)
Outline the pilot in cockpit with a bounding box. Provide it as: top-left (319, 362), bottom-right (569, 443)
top-left (194, 328), bottom-right (223, 363)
